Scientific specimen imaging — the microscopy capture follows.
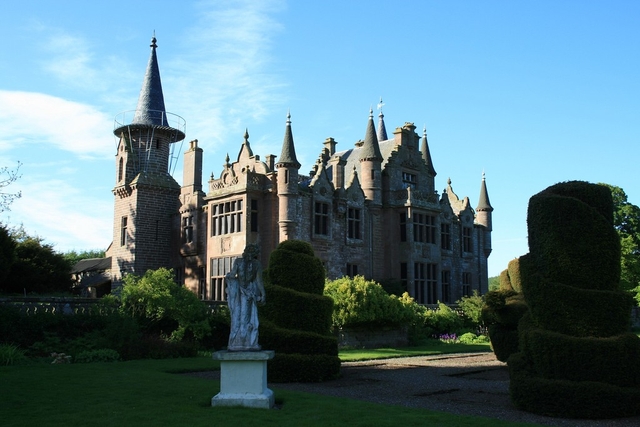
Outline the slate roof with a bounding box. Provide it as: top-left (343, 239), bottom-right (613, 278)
top-left (476, 173), bottom-right (493, 211)
top-left (72, 257), bottom-right (112, 274)
top-left (132, 36), bottom-right (169, 127)
top-left (359, 109), bottom-right (383, 161)
top-left (278, 112), bottom-right (301, 167)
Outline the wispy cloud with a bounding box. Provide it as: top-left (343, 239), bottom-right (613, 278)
top-left (0, 90), bottom-right (114, 158)
top-left (40, 31), bottom-right (99, 90)
top-left (165, 0), bottom-right (288, 152)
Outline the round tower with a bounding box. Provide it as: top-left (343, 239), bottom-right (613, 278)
top-left (359, 108), bottom-right (383, 205)
top-left (475, 172), bottom-right (493, 257)
top-left (110, 35), bottom-right (186, 291)
top-left (276, 112), bottom-right (301, 241)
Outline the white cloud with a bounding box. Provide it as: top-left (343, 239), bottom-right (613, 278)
top-left (0, 90), bottom-right (115, 158)
top-left (41, 32), bottom-right (99, 90)
top-left (4, 177), bottom-right (113, 252)
top-left (164, 0), bottom-right (288, 152)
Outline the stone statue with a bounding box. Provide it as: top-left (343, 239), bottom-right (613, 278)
top-left (225, 244), bottom-right (265, 351)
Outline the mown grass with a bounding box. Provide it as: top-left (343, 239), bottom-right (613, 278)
top-left (0, 349), bottom-right (544, 427)
top-left (339, 341), bottom-right (492, 361)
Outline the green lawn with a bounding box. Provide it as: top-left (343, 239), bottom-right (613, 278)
top-left (339, 341), bottom-right (492, 361)
top-left (1, 350), bottom-right (544, 427)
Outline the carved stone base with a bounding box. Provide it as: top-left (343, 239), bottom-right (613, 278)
top-left (211, 350), bottom-right (275, 409)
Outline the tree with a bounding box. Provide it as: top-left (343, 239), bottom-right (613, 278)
top-left (120, 268), bottom-right (211, 341)
top-left (599, 183), bottom-right (640, 297)
top-left (488, 276), bottom-right (500, 291)
top-left (0, 162), bottom-right (21, 213)
top-left (64, 249), bottom-right (107, 267)
top-left (0, 225), bottom-right (16, 286)
top-left (0, 226), bottom-right (73, 295)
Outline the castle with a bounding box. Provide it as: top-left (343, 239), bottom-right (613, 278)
top-left (107, 37), bottom-right (493, 304)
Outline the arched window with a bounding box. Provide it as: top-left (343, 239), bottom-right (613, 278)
top-left (118, 157), bottom-right (124, 182)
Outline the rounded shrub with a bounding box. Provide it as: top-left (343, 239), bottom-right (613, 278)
top-left (264, 240), bottom-right (325, 294)
top-left (324, 276), bottom-right (413, 329)
top-left (260, 240), bottom-right (339, 382)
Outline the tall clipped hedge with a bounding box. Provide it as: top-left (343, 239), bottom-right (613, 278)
top-left (481, 256), bottom-right (529, 362)
top-left (509, 181), bottom-right (640, 419)
top-left (259, 240), bottom-right (340, 382)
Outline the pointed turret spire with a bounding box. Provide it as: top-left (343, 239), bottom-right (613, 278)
top-left (421, 125), bottom-right (436, 176)
top-left (360, 108), bottom-right (383, 161)
top-left (377, 98), bottom-right (388, 141)
top-left (476, 171), bottom-right (493, 212)
top-left (133, 34), bottom-right (168, 126)
top-left (237, 128), bottom-right (254, 160)
top-left (278, 111), bottom-right (301, 168)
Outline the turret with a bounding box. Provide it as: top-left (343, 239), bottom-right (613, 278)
top-left (110, 35), bottom-right (185, 291)
top-left (113, 35), bottom-right (185, 182)
top-left (476, 171), bottom-right (493, 257)
top-left (359, 108), bottom-right (383, 205)
top-left (377, 98), bottom-right (388, 142)
top-left (420, 125), bottom-right (436, 194)
top-left (276, 112), bottom-right (301, 240)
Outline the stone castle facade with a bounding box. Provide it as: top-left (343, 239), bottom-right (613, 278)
top-left (107, 37), bottom-right (493, 304)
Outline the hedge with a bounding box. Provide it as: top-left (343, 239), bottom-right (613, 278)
top-left (519, 328), bottom-right (640, 387)
top-left (259, 284), bottom-right (333, 335)
top-left (522, 276), bottom-right (634, 337)
top-left (264, 240), bottom-right (325, 294)
top-left (508, 181), bottom-right (640, 418)
top-left (509, 353), bottom-right (640, 419)
top-left (527, 187), bottom-right (620, 290)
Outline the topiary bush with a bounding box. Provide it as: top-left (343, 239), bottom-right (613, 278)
top-left (509, 181), bottom-right (640, 419)
top-left (260, 240), bottom-right (340, 382)
top-left (263, 240), bottom-right (325, 294)
top-left (481, 256), bottom-right (529, 362)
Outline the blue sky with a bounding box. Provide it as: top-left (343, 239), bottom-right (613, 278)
top-left (0, 0), bottom-right (638, 277)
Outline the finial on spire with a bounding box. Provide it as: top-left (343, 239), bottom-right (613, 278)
top-left (369, 107), bottom-right (373, 119)
top-left (286, 109), bottom-right (291, 124)
top-left (377, 97), bottom-right (384, 113)
top-left (151, 31), bottom-right (157, 48)
top-left (244, 128), bottom-right (249, 141)
top-left (423, 125), bottom-right (427, 137)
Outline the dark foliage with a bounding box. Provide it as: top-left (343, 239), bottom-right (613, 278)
top-left (1, 236), bottom-right (73, 294)
top-left (264, 240), bottom-right (325, 294)
top-left (260, 240), bottom-right (340, 382)
top-left (509, 180), bottom-right (640, 419)
top-left (0, 225), bottom-right (16, 286)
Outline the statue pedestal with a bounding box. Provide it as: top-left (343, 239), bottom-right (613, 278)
top-left (211, 350), bottom-right (275, 409)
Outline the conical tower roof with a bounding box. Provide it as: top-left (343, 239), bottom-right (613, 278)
top-left (360, 108), bottom-right (383, 161)
top-left (278, 111), bottom-right (301, 168)
top-left (132, 35), bottom-right (168, 126)
top-left (421, 126), bottom-right (436, 176)
top-left (476, 172), bottom-right (493, 211)
top-left (377, 98), bottom-right (388, 141)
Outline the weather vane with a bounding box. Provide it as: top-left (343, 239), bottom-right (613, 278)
top-left (377, 97), bottom-right (384, 111)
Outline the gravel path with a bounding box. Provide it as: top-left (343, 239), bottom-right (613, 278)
top-left (193, 352), bottom-right (640, 426)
